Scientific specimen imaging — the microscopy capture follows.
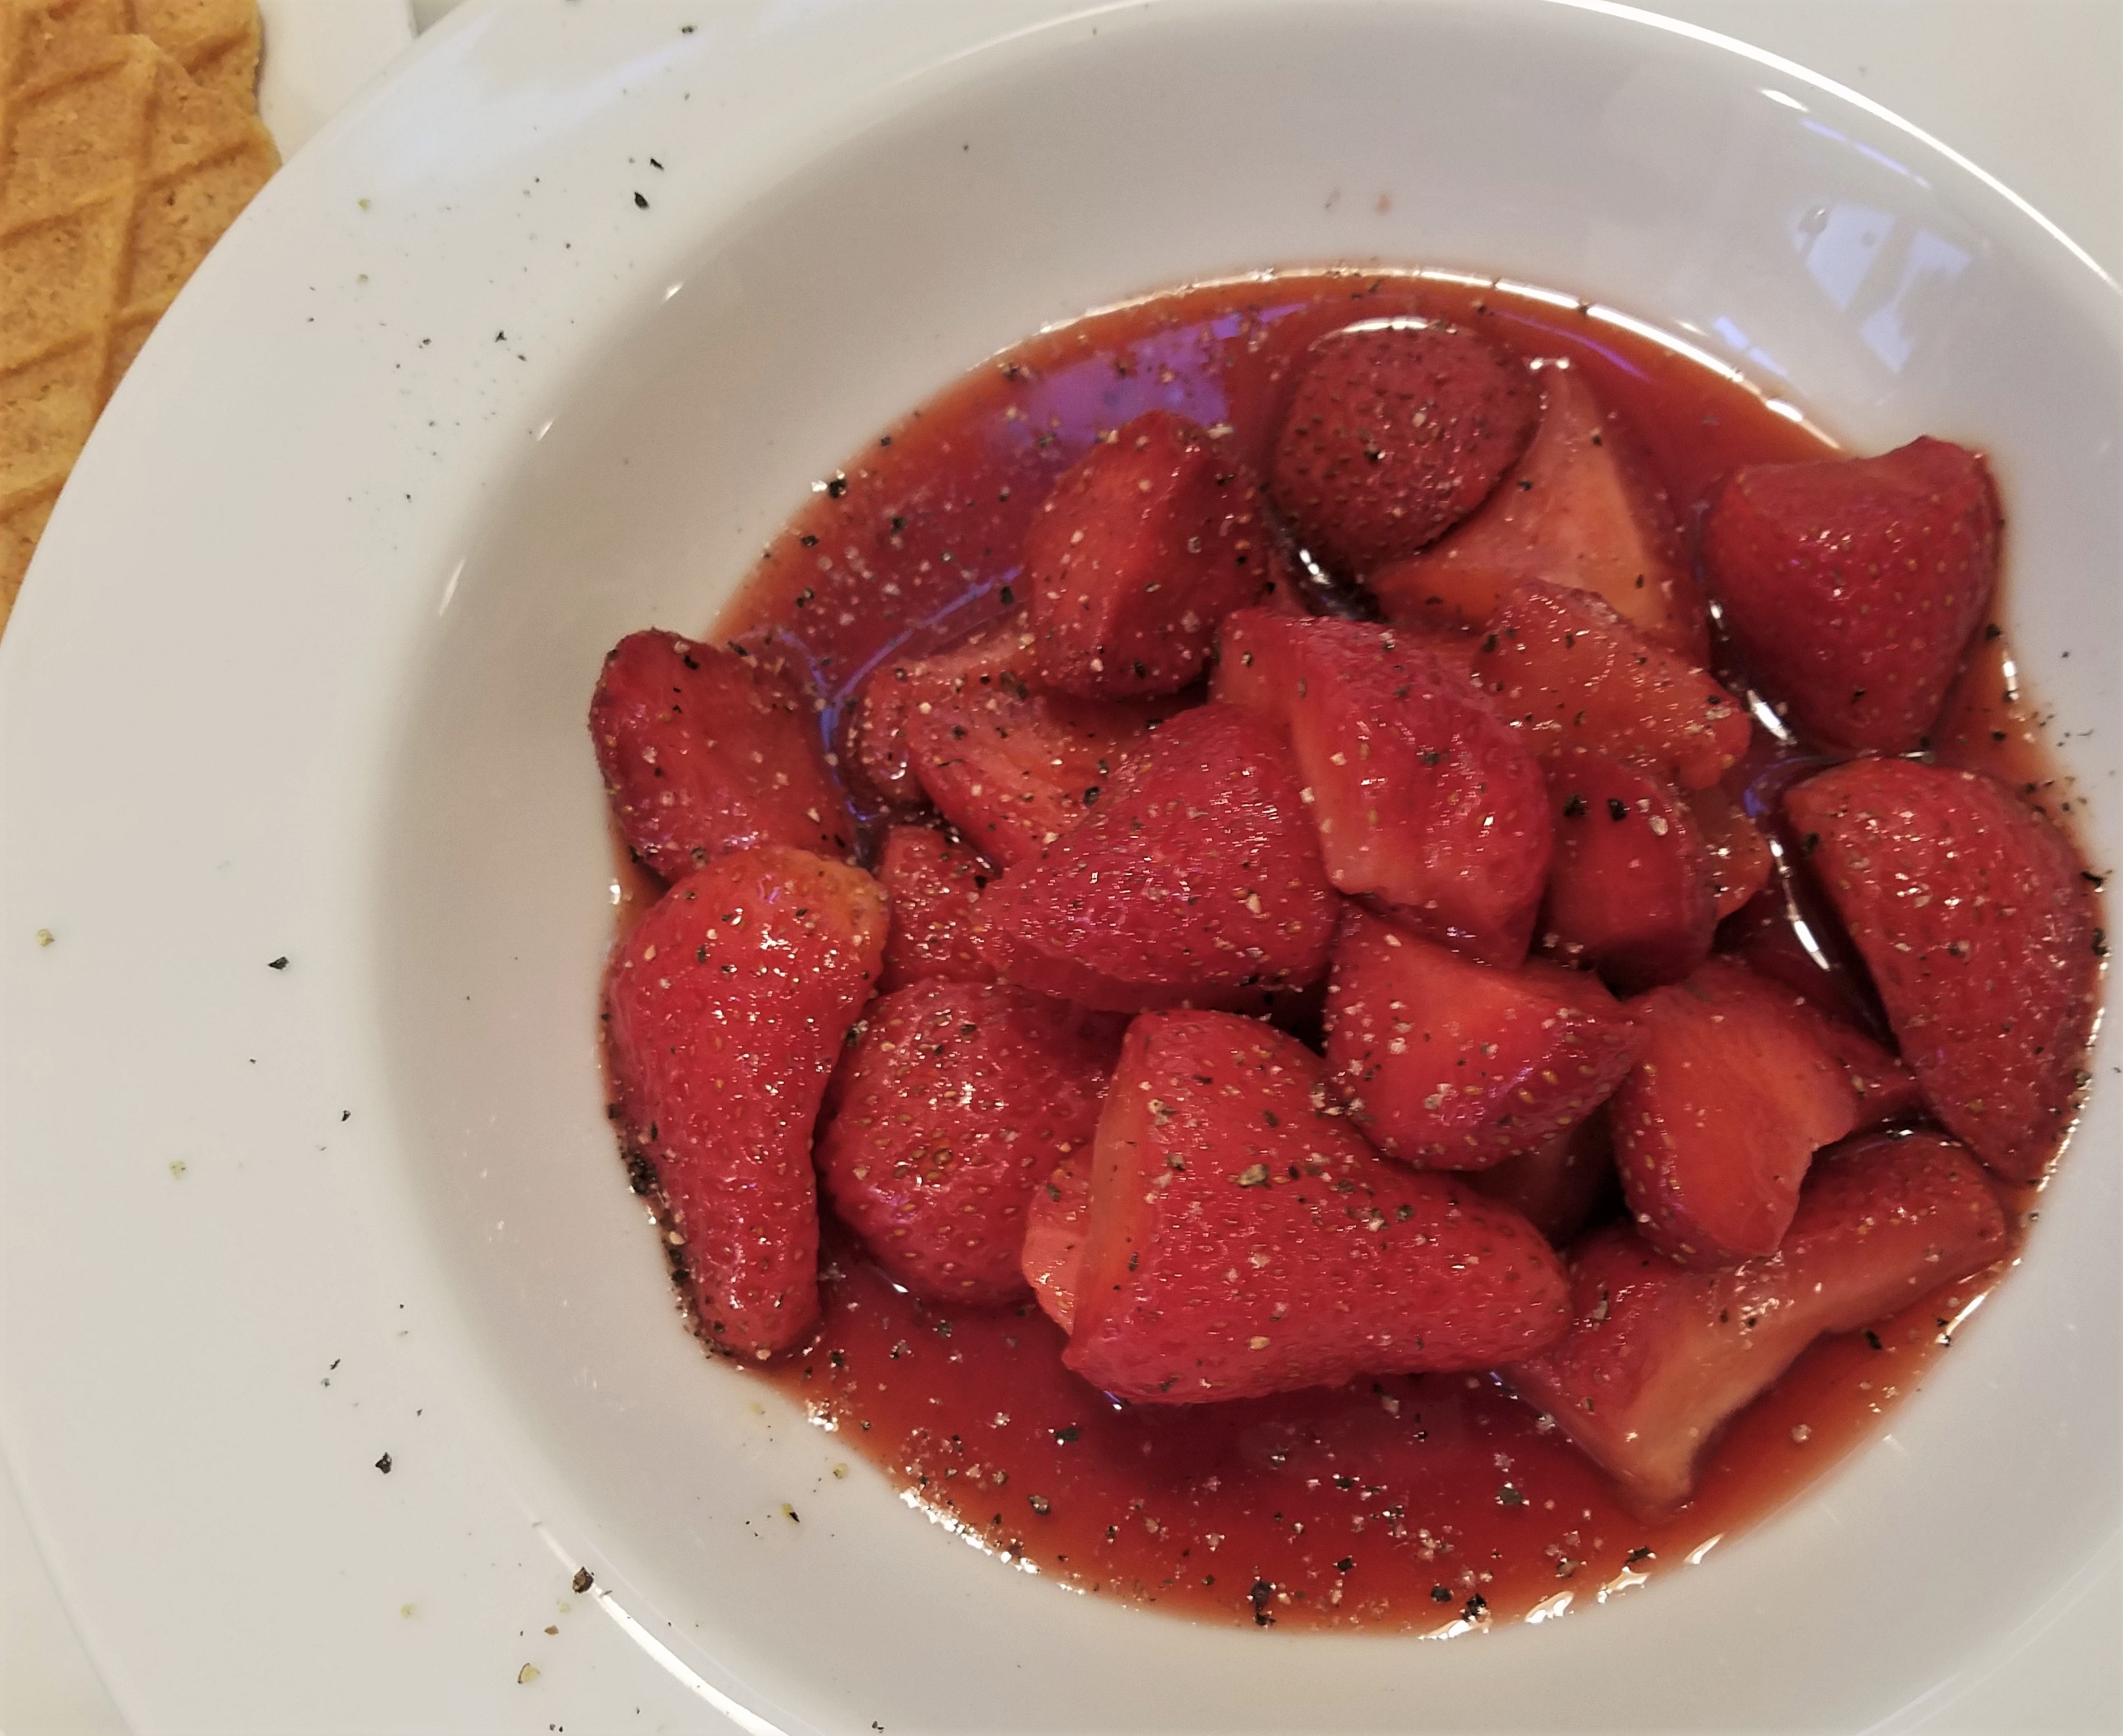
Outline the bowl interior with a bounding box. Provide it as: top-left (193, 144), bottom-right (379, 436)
top-left (369, 3), bottom-right (2119, 1729)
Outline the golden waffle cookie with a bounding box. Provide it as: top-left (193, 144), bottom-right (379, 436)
top-left (0, 0), bottom-right (273, 629)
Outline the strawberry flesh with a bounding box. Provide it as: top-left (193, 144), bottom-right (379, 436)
top-left (604, 847), bottom-right (887, 1359)
top-left (1686, 784), bottom-right (1773, 919)
top-left (1023, 1151), bottom-right (1091, 1332)
top-left (875, 824), bottom-right (998, 993)
top-left (1066, 1012), bottom-right (1571, 1403)
top-left (1465, 1111), bottom-right (1618, 1248)
top-left (843, 619), bottom-right (1031, 811)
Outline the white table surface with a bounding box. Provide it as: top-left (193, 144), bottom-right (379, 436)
top-left (3, 1), bottom-right (2116, 1731)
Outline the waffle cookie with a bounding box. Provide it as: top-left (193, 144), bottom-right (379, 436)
top-left (1, 0), bottom-right (274, 629)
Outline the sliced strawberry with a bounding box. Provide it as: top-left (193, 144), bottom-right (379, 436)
top-left (1785, 759), bottom-right (2101, 1180)
top-left (1781, 988), bottom-right (1926, 1127)
top-left (1704, 436), bottom-right (2002, 752)
top-left (1540, 750), bottom-right (1715, 991)
top-left (976, 703), bottom-right (1338, 1012)
top-left (1608, 958), bottom-right (1881, 1267)
top-left (1022, 1151), bottom-right (1091, 1332)
top-left (1685, 785), bottom-right (1773, 919)
top-left (1465, 1111), bottom-right (1618, 1247)
top-left (1507, 1130), bottom-right (2009, 1511)
top-left (843, 619), bottom-right (1032, 810)
top-left (1026, 410), bottom-right (1284, 700)
top-left (1469, 579), bottom-right (1750, 790)
top-left (1371, 364), bottom-right (1705, 659)
top-left (1322, 909), bottom-right (1643, 1169)
top-left (816, 982), bottom-right (1122, 1305)
top-left (591, 630), bottom-right (854, 878)
top-left (1214, 609), bottom-right (1551, 965)
top-left (1269, 319), bottom-right (1538, 575)
top-left (604, 847), bottom-right (887, 1359)
top-left (1065, 1012), bottom-right (1570, 1403)
top-left (875, 824), bottom-right (998, 993)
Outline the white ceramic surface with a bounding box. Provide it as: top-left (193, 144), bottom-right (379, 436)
top-left (2, 2), bottom-right (2116, 1732)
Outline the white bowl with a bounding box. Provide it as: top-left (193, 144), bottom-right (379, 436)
top-left (2, 1), bottom-right (2115, 1730)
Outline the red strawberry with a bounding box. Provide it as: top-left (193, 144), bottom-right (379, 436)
top-left (1065, 1012), bottom-right (1570, 1403)
top-left (1507, 1130), bottom-right (2009, 1511)
top-left (1214, 609), bottom-right (1552, 965)
top-left (875, 824), bottom-right (998, 993)
top-left (1026, 410), bottom-right (1285, 700)
top-left (815, 982), bottom-right (1122, 1305)
top-left (1322, 908), bottom-right (1643, 1169)
top-left (1608, 958), bottom-right (1887, 1268)
top-left (1465, 1111), bottom-right (1618, 1247)
top-left (1784, 759), bottom-right (2101, 1181)
top-left (843, 619), bottom-right (1031, 810)
top-left (1469, 579), bottom-right (1750, 791)
top-left (1540, 750), bottom-right (1715, 991)
top-left (1269, 319), bottom-right (1538, 575)
top-left (976, 703), bottom-right (1338, 1012)
top-left (591, 630), bottom-right (854, 878)
top-left (1022, 1151), bottom-right (1091, 1332)
top-left (1372, 364), bottom-right (1706, 659)
top-left (604, 847), bottom-right (887, 1359)
top-left (1783, 987), bottom-right (1925, 1127)
top-left (1685, 785), bottom-right (1773, 919)
top-left (1703, 436), bottom-right (2002, 752)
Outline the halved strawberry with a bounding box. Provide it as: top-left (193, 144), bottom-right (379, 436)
top-left (1686, 784), bottom-right (1773, 919)
top-left (1540, 750), bottom-right (1715, 991)
top-left (1608, 958), bottom-right (1883, 1268)
top-left (1469, 579), bottom-right (1750, 790)
top-left (1026, 410), bottom-right (1284, 700)
top-left (1507, 1130), bottom-right (2009, 1512)
top-left (1269, 318), bottom-right (1539, 575)
top-left (1322, 908), bottom-right (1643, 1169)
top-left (591, 630), bottom-right (855, 878)
top-left (1065, 1012), bottom-right (1570, 1403)
top-left (1785, 759), bottom-right (2101, 1181)
top-left (604, 847), bottom-right (887, 1359)
top-left (1214, 608), bottom-right (1551, 965)
top-left (875, 824), bottom-right (998, 993)
top-left (1022, 1151), bottom-right (1091, 1332)
top-left (1371, 363), bottom-right (1706, 659)
top-left (843, 619), bottom-right (1032, 810)
top-left (976, 702), bottom-right (1339, 1011)
top-left (1464, 1111), bottom-right (1618, 1247)
top-left (816, 982), bottom-right (1122, 1305)
top-left (1704, 436), bottom-right (2002, 752)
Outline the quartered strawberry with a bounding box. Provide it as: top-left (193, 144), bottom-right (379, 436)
top-left (1026, 409), bottom-right (1284, 700)
top-left (591, 630), bottom-right (854, 879)
top-left (1322, 908), bottom-right (1643, 1169)
top-left (1540, 750), bottom-right (1715, 991)
top-left (604, 847), bottom-right (887, 1359)
top-left (1704, 436), bottom-right (2002, 752)
top-left (1685, 785), bottom-right (1773, 919)
top-left (843, 619), bottom-right (1032, 810)
top-left (1022, 1151), bottom-right (1091, 1332)
top-left (1785, 758), bottom-right (2101, 1181)
top-left (1469, 579), bottom-right (1750, 790)
top-left (1608, 958), bottom-right (1888, 1268)
top-left (1214, 609), bottom-right (1552, 965)
top-left (816, 982), bottom-right (1122, 1305)
top-left (1064, 1012), bottom-right (1571, 1403)
top-left (875, 824), bottom-right (998, 993)
top-left (976, 703), bottom-right (1339, 1012)
top-left (1269, 319), bottom-right (1539, 576)
top-left (1371, 363), bottom-right (1705, 660)
top-left (1507, 1130), bottom-right (2008, 1511)
top-left (1465, 1110), bottom-right (1618, 1247)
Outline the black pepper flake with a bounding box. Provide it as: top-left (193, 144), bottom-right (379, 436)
top-left (375, 1452), bottom-right (392, 1474)
top-left (1334, 1556), bottom-right (1355, 1573)
top-left (1984, 622), bottom-right (2002, 639)
top-left (826, 475), bottom-right (849, 499)
top-left (572, 1567), bottom-right (594, 1594)
top-left (1605, 797), bottom-right (1628, 821)
top-left (1516, 477), bottom-right (1534, 491)
top-left (1430, 1584), bottom-right (1453, 1603)
top-left (633, 190), bottom-right (649, 209)
top-left (1864, 1329), bottom-right (1884, 1351)
top-left (1248, 1578), bottom-right (1276, 1626)
top-left (2093, 929), bottom-right (2108, 958)
top-left (999, 584), bottom-right (1015, 607)
top-left (1462, 1594), bottom-right (1488, 1621)
top-left (1626, 1545), bottom-right (1654, 1564)
top-left (267, 955), bottom-right (289, 970)
top-left (1053, 1424), bottom-right (1079, 1444)
top-left (648, 157), bottom-right (664, 170)
top-left (1562, 794), bottom-right (1586, 819)
top-left (341, 1110), bottom-right (350, 1122)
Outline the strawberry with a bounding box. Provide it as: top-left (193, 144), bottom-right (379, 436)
top-left (875, 824), bottom-right (998, 993)
top-left (843, 619), bottom-right (1032, 811)
top-left (1213, 609), bottom-right (1552, 965)
top-left (975, 702), bottom-right (1339, 1012)
top-left (1371, 363), bottom-right (1706, 660)
top-left (1022, 1151), bottom-right (1090, 1332)
top-left (1507, 1130), bottom-right (2009, 1511)
top-left (1685, 784), bottom-right (1773, 918)
top-left (1784, 758), bottom-right (2101, 1181)
top-left (1026, 410), bottom-right (1285, 700)
top-left (1703, 436), bottom-right (2001, 752)
top-left (1269, 318), bottom-right (1538, 575)
top-left (1608, 958), bottom-right (1889, 1268)
top-left (604, 847), bottom-right (887, 1359)
top-left (1464, 1111), bottom-right (1618, 1247)
top-left (1540, 750), bottom-right (1715, 991)
top-left (1322, 908), bottom-right (1643, 1169)
top-left (591, 630), bottom-right (854, 879)
top-left (1064, 1012), bottom-right (1571, 1403)
top-left (815, 982), bottom-right (1122, 1305)
top-left (1469, 579), bottom-right (1750, 791)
